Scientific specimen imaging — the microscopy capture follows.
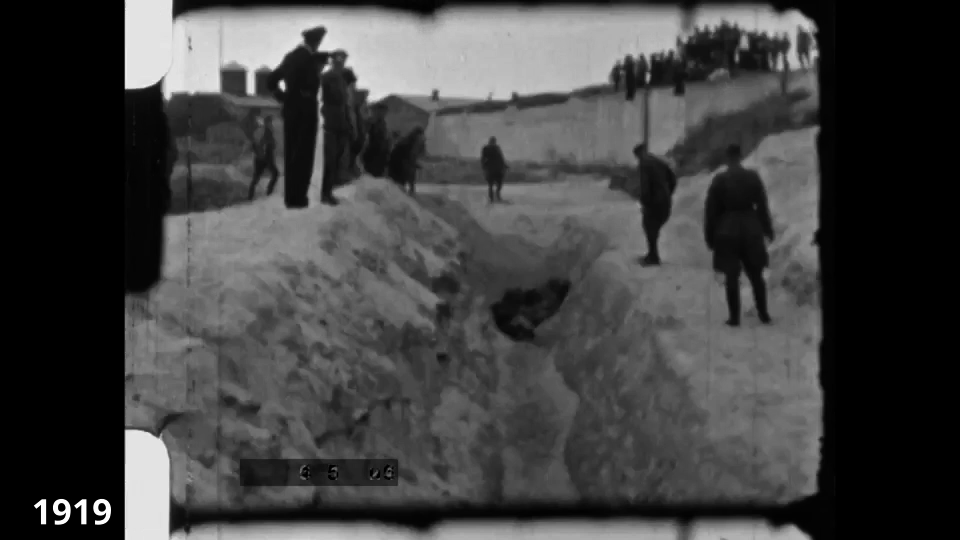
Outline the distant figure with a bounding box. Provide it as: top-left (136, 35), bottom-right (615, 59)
top-left (623, 55), bottom-right (637, 101)
top-left (341, 68), bottom-right (363, 182)
top-left (266, 25), bottom-right (327, 209)
top-left (636, 54), bottom-right (649, 88)
top-left (796, 25), bottom-right (812, 69)
top-left (388, 127), bottom-right (426, 196)
top-left (481, 136), bottom-right (508, 203)
top-left (672, 55), bottom-right (687, 96)
top-left (610, 61), bottom-right (623, 92)
top-left (780, 57), bottom-right (790, 94)
top-left (362, 102), bottom-right (391, 177)
top-left (632, 143), bottom-right (677, 266)
top-left (247, 115), bottom-right (280, 200)
top-left (780, 31), bottom-right (792, 71)
top-left (318, 49), bottom-right (355, 204)
top-left (704, 144), bottom-right (775, 327)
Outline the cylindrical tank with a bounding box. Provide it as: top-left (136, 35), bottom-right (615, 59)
top-left (220, 61), bottom-right (247, 96)
top-left (254, 66), bottom-right (272, 97)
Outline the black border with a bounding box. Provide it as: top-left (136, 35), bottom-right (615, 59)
top-left (119, 1), bottom-right (837, 538)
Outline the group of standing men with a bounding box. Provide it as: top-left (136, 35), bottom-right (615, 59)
top-left (681, 22), bottom-right (816, 78)
top-left (610, 23), bottom-right (816, 101)
top-left (611, 51), bottom-right (687, 99)
top-left (262, 25), bottom-right (397, 208)
top-left (629, 143), bottom-right (775, 327)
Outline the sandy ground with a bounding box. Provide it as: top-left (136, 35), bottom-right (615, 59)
top-left (125, 126), bottom-right (820, 517)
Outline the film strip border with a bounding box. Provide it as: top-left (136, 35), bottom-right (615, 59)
top-left (238, 458), bottom-right (400, 487)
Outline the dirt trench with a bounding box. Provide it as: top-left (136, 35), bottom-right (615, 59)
top-left (415, 192), bottom-right (792, 504)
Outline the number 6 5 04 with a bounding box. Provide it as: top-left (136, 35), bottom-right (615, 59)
top-left (35, 499), bottom-right (111, 525)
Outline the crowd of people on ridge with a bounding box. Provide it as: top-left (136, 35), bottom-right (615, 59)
top-left (610, 22), bottom-right (816, 99)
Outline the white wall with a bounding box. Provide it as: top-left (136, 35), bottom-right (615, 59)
top-left (426, 71), bottom-right (817, 166)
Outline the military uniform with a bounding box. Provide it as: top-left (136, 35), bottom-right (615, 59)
top-left (320, 55), bottom-right (354, 199)
top-left (247, 121), bottom-right (280, 200)
top-left (362, 108), bottom-right (390, 177)
top-left (635, 149), bottom-right (677, 265)
top-left (267, 37), bottom-right (324, 208)
top-left (388, 128), bottom-right (425, 195)
top-left (481, 139), bottom-right (508, 202)
top-left (704, 163), bottom-right (775, 325)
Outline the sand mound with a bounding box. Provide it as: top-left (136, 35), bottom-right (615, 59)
top-left (126, 127), bottom-right (819, 510)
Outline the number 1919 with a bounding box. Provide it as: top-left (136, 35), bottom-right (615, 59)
top-left (35, 499), bottom-right (111, 525)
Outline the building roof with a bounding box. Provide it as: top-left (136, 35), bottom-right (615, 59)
top-left (255, 65), bottom-right (272, 73)
top-left (222, 61), bottom-right (246, 71)
top-left (386, 94), bottom-right (480, 113)
top-left (220, 93), bottom-right (281, 109)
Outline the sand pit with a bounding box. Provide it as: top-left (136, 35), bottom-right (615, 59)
top-left (125, 127), bottom-right (820, 510)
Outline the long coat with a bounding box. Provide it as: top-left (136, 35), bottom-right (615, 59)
top-left (704, 165), bottom-right (775, 273)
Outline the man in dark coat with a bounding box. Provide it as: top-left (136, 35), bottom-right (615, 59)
top-left (623, 55), bottom-right (637, 101)
top-left (388, 127), bottom-right (426, 196)
top-left (350, 85), bottom-right (369, 178)
top-left (247, 115), bottom-right (280, 200)
top-left (362, 102), bottom-right (391, 177)
top-left (636, 54), bottom-right (648, 89)
top-left (632, 143), bottom-right (677, 267)
top-left (480, 136), bottom-right (508, 203)
top-left (610, 61), bottom-right (622, 92)
top-left (318, 49), bottom-right (355, 204)
top-left (266, 25), bottom-right (327, 209)
top-left (704, 144), bottom-right (775, 327)
top-left (796, 25), bottom-right (812, 69)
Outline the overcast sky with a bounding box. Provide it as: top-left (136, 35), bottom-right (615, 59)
top-left (164, 5), bottom-right (813, 101)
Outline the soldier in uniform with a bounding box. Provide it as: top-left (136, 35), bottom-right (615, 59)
top-left (704, 144), bottom-right (775, 327)
top-left (362, 102), bottom-right (391, 177)
top-left (388, 127), bottom-right (426, 196)
top-left (266, 25), bottom-right (327, 209)
top-left (247, 115), bottom-right (280, 200)
top-left (632, 143), bottom-right (677, 267)
top-left (318, 49), bottom-right (355, 204)
top-left (480, 136), bottom-right (508, 203)
top-left (623, 55), bottom-right (637, 101)
top-left (340, 68), bottom-right (365, 180)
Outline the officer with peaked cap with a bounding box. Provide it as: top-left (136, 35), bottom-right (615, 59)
top-left (265, 25), bottom-right (327, 209)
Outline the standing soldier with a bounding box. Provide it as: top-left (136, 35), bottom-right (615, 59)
top-left (636, 54), bottom-right (649, 89)
top-left (266, 25), bottom-right (327, 209)
top-left (631, 143), bottom-right (677, 267)
top-left (610, 60), bottom-right (622, 92)
top-left (388, 127), bottom-right (426, 196)
top-left (796, 25), bottom-right (812, 69)
top-left (480, 136), bottom-right (508, 203)
top-left (247, 115), bottom-right (280, 201)
top-left (704, 144), bottom-right (775, 327)
top-left (623, 55), bottom-right (637, 101)
top-left (346, 76), bottom-right (369, 179)
top-left (318, 49), bottom-right (354, 204)
top-left (362, 102), bottom-right (391, 177)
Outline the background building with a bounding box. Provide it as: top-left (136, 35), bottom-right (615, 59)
top-left (376, 89), bottom-right (478, 136)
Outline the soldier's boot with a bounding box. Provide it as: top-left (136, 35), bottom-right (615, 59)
top-left (746, 270), bottom-right (772, 324)
top-left (639, 227), bottom-right (662, 266)
top-left (321, 193), bottom-right (340, 206)
top-left (724, 275), bottom-right (741, 327)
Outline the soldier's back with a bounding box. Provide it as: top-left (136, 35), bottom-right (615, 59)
top-left (282, 47), bottom-right (321, 102)
top-left (711, 166), bottom-right (768, 238)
